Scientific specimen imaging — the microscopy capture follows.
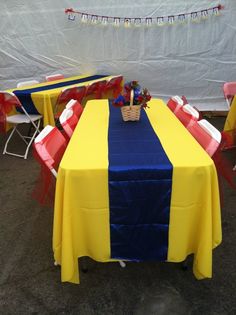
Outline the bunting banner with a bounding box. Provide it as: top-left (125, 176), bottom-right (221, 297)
top-left (65, 4), bottom-right (224, 27)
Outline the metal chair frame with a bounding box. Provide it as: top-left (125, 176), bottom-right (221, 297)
top-left (1, 91), bottom-right (42, 159)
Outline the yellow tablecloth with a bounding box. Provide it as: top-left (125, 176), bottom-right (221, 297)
top-left (7, 74), bottom-right (116, 127)
top-left (224, 96), bottom-right (236, 131)
top-left (53, 99), bottom-right (222, 284)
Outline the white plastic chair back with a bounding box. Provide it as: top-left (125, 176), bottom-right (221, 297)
top-left (0, 91), bottom-right (42, 159)
top-left (172, 95), bottom-right (184, 113)
top-left (59, 108), bottom-right (73, 125)
top-left (34, 125), bottom-right (54, 143)
top-left (172, 95), bottom-right (184, 106)
top-left (17, 80), bottom-right (39, 88)
top-left (198, 119), bottom-right (222, 144)
top-left (182, 104), bottom-right (200, 120)
top-left (46, 74), bottom-right (64, 82)
top-left (223, 82), bottom-right (236, 108)
top-left (65, 99), bottom-right (77, 110)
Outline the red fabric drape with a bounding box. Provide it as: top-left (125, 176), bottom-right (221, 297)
top-left (104, 76), bottom-right (123, 98)
top-left (61, 112), bottom-right (79, 138)
top-left (86, 80), bottom-right (107, 99)
top-left (188, 122), bottom-right (220, 157)
top-left (0, 92), bottom-right (21, 133)
top-left (32, 127), bottom-right (67, 207)
top-left (175, 106), bottom-right (198, 128)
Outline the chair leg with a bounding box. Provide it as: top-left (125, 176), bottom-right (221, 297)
top-left (81, 265), bottom-right (88, 273)
top-left (119, 260), bottom-right (126, 268)
top-left (181, 259), bottom-right (188, 271)
top-left (15, 128), bottom-right (29, 145)
top-left (23, 120), bottom-right (41, 159)
top-left (3, 120), bottom-right (41, 159)
top-left (3, 126), bottom-right (18, 155)
top-left (27, 123), bottom-right (33, 137)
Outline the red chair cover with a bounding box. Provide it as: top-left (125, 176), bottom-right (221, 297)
top-left (57, 87), bottom-right (78, 105)
top-left (212, 144), bottom-right (236, 190)
top-left (223, 82), bottom-right (236, 102)
top-left (86, 80), bottom-right (107, 99)
top-left (181, 95), bottom-right (202, 120)
top-left (54, 87), bottom-right (79, 119)
top-left (181, 95), bottom-right (188, 105)
top-left (221, 129), bottom-right (236, 150)
top-left (32, 149), bottom-right (56, 207)
top-left (32, 127), bottom-right (67, 206)
top-left (0, 103), bottom-right (6, 133)
top-left (167, 97), bottom-right (183, 113)
top-left (188, 122), bottom-right (220, 157)
top-left (104, 76), bottom-right (123, 98)
top-left (75, 86), bottom-right (87, 103)
top-left (188, 122), bottom-right (236, 200)
top-left (70, 102), bottom-right (83, 120)
top-left (211, 137), bottom-right (236, 207)
top-left (175, 106), bottom-right (198, 128)
top-left (46, 74), bottom-right (64, 82)
top-left (61, 111), bottom-right (79, 138)
top-left (0, 92), bottom-right (22, 133)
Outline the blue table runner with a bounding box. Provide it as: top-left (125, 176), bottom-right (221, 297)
top-left (108, 102), bottom-right (173, 261)
top-left (13, 74), bottom-right (107, 114)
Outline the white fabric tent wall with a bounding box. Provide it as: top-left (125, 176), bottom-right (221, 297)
top-left (0, 0), bottom-right (235, 110)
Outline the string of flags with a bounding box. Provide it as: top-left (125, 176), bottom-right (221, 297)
top-left (65, 4), bottom-right (224, 27)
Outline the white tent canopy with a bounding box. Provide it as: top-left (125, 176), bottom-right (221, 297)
top-left (0, 0), bottom-right (235, 110)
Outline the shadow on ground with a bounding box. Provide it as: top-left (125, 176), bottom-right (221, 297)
top-left (0, 117), bottom-right (235, 315)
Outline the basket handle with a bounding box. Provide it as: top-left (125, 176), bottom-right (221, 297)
top-left (130, 89), bottom-right (134, 108)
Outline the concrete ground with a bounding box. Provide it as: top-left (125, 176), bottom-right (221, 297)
top-left (0, 117), bottom-right (235, 315)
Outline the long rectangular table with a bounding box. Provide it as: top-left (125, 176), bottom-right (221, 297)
top-left (7, 74), bottom-right (116, 126)
top-left (53, 99), bottom-right (222, 284)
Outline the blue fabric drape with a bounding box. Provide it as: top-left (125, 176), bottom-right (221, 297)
top-left (108, 101), bottom-right (173, 261)
top-left (13, 74), bottom-right (107, 114)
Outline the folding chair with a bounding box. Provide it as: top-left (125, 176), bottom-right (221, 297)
top-left (0, 91), bottom-right (42, 159)
top-left (65, 99), bottom-right (84, 120)
top-left (59, 108), bottom-right (79, 139)
top-left (34, 125), bottom-right (67, 177)
top-left (73, 86), bottom-right (87, 106)
top-left (85, 80), bottom-right (107, 100)
top-left (167, 95), bottom-right (184, 113)
top-left (45, 74), bottom-right (65, 82)
top-left (33, 125), bottom-right (68, 206)
top-left (220, 82), bottom-right (236, 170)
top-left (175, 104), bottom-right (200, 128)
top-left (221, 128), bottom-right (236, 171)
top-left (54, 86), bottom-right (85, 120)
top-left (17, 80), bottom-right (39, 88)
top-left (188, 119), bottom-right (222, 157)
top-left (104, 75), bottom-right (123, 98)
top-left (223, 82), bottom-right (236, 108)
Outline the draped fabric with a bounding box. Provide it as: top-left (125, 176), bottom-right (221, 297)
top-left (53, 99), bottom-right (221, 284)
top-left (224, 96), bottom-right (236, 132)
top-left (0, 92), bottom-right (22, 133)
top-left (13, 74), bottom-right (107, 114)
top-left (32, 148), bottom-right (56, 207)
top-left (32, 127), bottom-right (68, 207)
top-left (104, 76), bottom-right (123, 98)
top-left (85, 80), bottom-right (107, 99)
top-left (214, 130), bottom-right (236, 191)
top-left (108, 102), bottom-right (173, 261)
top-left (0, 103), bottom-right (7, 133)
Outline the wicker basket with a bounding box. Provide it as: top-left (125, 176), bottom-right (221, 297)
top-left (121, 90), bottom-right (141, 121)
